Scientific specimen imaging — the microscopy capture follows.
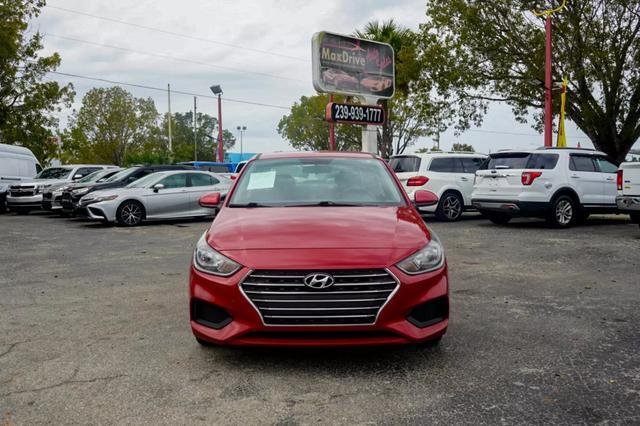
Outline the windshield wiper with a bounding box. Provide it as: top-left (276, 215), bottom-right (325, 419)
top-left (285, 201), bottom-right (362, 207)
top-left (228, 202), bottom-right (272, 208)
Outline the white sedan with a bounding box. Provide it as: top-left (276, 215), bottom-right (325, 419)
top-left (80, 170), bottom-right (231, 226)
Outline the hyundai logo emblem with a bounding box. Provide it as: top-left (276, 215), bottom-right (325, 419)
top-left (303, 273), bottom-right (335, 289)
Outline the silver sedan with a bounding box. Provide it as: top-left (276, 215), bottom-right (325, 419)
top-left (80, 170), bottom-right (231, 226)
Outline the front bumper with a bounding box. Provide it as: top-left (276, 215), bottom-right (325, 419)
top-left (84, 200), bottom-right (118, 222)
top-left (472, 199), bottom-right (550, 217)
top-left (7, 194), bottom-right (43, 208)
top-left (42, 193), bottom-right (64, 210)
top-left (190, 265), bottom-right (449, 347)
top-left (616, 195), bottom-right (640, 212)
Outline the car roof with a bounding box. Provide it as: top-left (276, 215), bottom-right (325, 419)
top-left (145, 170), bottom-right (217, 177)
top-left (392, 152), bottom-right (487, 158)
top-left (0, 143), bottom-right (38, 158)
top-left (257, 151), bottom-right (377, 160)
top-left (55, 164), bottom-right (116, 168)
top-left (490, 148), bottom-right (607, 156)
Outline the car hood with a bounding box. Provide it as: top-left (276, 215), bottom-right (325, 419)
top-left (11, 178), bottom-right (68, 187)
top-left (83, 187), bottom-right (145, 199)
top-left (208, 206), bottom-right (431, 252)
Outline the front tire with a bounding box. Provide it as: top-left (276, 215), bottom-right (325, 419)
top-left (547, 195), bottom-right (578, 228)
top-left (435, 192), bottom-right (464, 222)
top-left (116, 200), bottom-right (144, 226)
top-left (485, 212), bottom-right (512, 225)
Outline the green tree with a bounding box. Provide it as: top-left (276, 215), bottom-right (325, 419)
top-left (452, 143), bottom-right (475, 152)
top-left (61, 87), bottom-right (159, 166)
top-left (277, 94), bottom-right (361, 151)
top-left (0, 0), bottom-right (74, 164)
top-left (158, 112), bottom-right (235, 163)
top-left (419, 0), bottom-right (640, 163)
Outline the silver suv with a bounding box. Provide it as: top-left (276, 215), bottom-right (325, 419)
top-left (7, 164), bottom-right (116, 214)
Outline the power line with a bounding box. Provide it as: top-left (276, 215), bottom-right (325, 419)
top-left (45, 4), bottom-right (309, 63)
top-left (467, 128), bottom-right (589, 140)
top-left (43, 33), bottom-right (308, 84)
top-left (47, 70), bottom-right (291, 110)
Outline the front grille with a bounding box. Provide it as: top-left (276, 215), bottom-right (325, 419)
top-left (61, 192), bottom-right (73, 208)
top-left (240, 269), bottom-right (398, 326)
top-left (10, 187), bottom-right (35, 197)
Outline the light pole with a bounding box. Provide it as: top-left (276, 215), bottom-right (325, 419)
top-left (534, 0), bottom-right (567, 148)
top-left (210, 85), bottom-right (224, 162)
top-left (236, 125), bottom-right (247, 160)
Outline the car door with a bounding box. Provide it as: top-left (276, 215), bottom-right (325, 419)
top-left (187, 173), bottom-right (223, 215)
top-left (144, 173), bottom-right (190, 218)
top-left (593, 156), bottom-right (619, 206)
top-left (459, 157), bottom-right (485, 205)
top-left (428, 157), bottom-right (465, 198)
top-left (569, 154), bottom-right (602, 205)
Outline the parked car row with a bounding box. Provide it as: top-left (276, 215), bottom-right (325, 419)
top-left (3, 160), bottom-right (232, 226)
top-left (390, 147), bottom-right (637, 228)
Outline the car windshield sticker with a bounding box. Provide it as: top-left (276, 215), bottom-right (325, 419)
top-left (246, 171), bottom-right (276, 190)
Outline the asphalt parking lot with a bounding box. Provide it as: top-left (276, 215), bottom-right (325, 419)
top-left (1, 212), bottom-right (639, 424)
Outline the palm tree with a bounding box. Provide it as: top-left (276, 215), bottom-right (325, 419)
top-left (353, 20), bottom-right (419, 157)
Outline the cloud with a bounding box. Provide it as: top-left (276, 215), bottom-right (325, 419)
top-left (36, 0), bottom-right (592, 155)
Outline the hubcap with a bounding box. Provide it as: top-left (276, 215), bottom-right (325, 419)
top-left (443, 196), bottom-right (462, 219)
top-left (122, 203), bottom-right (142, 225)
top-left (555, 200), bottom-right (573, 225)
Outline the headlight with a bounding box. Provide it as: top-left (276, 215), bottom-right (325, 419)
top-left (396, 232), bottom-right (445, 274)
top-left (193, 233), bottom-right (241, 276)
top-left (35, 184), bottom-right (51, 194)
top-left (73, 187), bottom-right (90, 195)
top-left (86, 194), bottom-right (118, 203)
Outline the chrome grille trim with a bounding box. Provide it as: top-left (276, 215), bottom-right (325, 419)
top-left (239, 269), bottom-right (400, 326)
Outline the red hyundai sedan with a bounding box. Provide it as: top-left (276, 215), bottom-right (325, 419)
top-left (189, 152), bottom-right (449, 347)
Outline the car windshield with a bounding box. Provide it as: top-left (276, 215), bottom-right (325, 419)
top-left (484, 153), bottom-right (531, 169)
top-left (77, 170), bottom-right (106, 183)
top-left (228, 157), bottom-right (405, 207)
top-left (125, 173), bottom-right (161, 188)
top-left (104, 168), bottom-right (136, 183)
top-left (389, 156), bottom-right (421, 173)
top-left (35, 167), bottom-right (72, 179)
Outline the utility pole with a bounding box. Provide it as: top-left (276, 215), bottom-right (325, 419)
top-left (534, 0), bottom-right (567, 148)
top-left (328, 94), bottom-right (336, 150)
top-left (167, 84), bottom-right (173, 162)
top-left (193, 96), bottom-right (198, 161)
top-left (236, 126), bottom-right (247, 159)
top-left (217, 94), bottom-right (224, 162)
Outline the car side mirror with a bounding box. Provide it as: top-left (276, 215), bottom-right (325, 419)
top-left (152, 183), bottom-right (165, 193)
top-left (199, 192), bottom-right (221, 208)
top-left (413, 190), bottom-right (439, 206)
top-left (73, 174), bottom-right (84, 180)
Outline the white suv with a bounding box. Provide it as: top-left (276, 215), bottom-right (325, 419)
top-left (389, 152), bottom-right (487, 221)
top-left (472, 148), bottom-right (619, 227)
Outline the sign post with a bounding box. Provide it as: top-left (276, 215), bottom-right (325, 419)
top-left (312, 31), bottom-right (395, 154)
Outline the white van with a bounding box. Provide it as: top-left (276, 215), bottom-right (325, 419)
top-left (0, 144), bottom-right (41, 212)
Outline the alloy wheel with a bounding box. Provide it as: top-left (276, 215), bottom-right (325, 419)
top-left (442, 195), bottom-right (462, 220)
top-left (121, 203), bottom-right (142, 225)
top-left (555, 199), bottom-right (573, 225)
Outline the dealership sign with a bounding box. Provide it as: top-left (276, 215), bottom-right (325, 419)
top-left (325, 102), bottom-right (384, 125)
top-left (312, 32), bottom-right (395, 99)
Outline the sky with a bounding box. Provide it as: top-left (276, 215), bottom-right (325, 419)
top-left (33, 0), bottom-right (594, 156)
